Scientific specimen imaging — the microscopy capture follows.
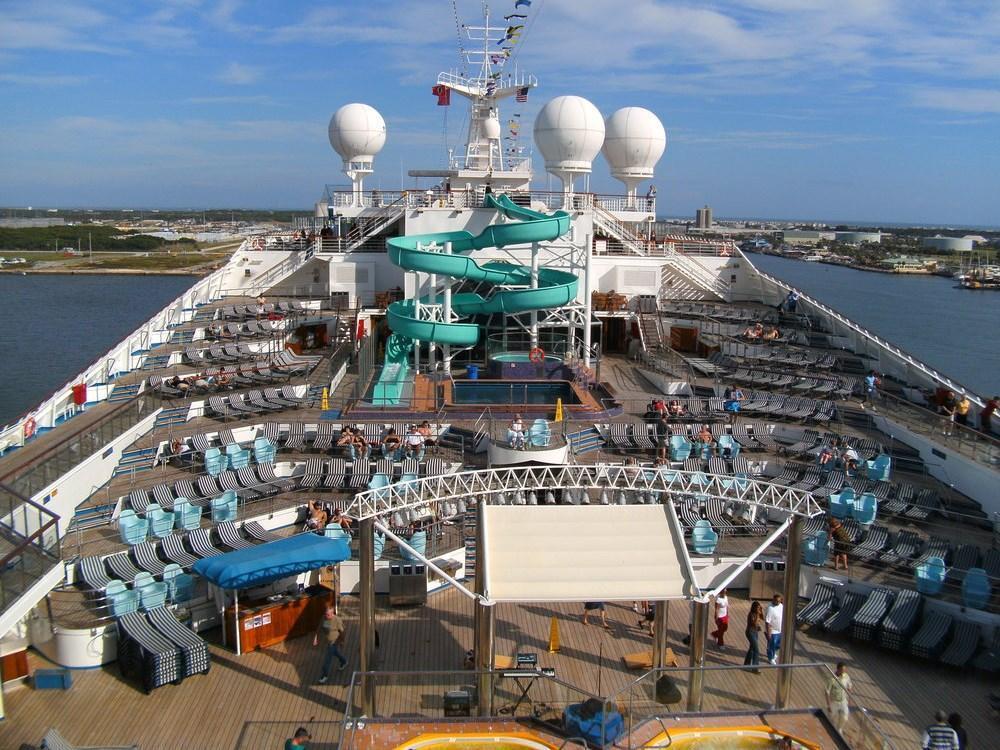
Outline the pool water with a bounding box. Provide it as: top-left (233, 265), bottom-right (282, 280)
top-left (646, 728), bottom-right (812, 749)
top-left (397, 734), bottom-right (554, 750)
top-left (451, 380), bottom-right (580, 405)
top-left (491, 353), bottom-right (563, 363)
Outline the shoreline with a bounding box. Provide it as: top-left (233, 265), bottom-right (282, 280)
top-left (0, 267), bottom-right (208, 277)
top-left (750, 253), bottom-right (950, 277)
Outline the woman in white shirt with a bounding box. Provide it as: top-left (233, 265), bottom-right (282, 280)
top-left (711, 588), bottom-right (730, 648)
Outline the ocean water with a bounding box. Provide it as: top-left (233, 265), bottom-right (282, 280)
top-left (0, 274), bottom-right (196, 427)
top-left (750, 254), bottom-right (1000, 397)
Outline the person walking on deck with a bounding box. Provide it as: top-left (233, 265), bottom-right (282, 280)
top-left (744, 600), bottom-right (762, 673)
top-left (711, 589), bottom-right (729, 648)
top-left (922, 710), bottom-right (960, 749)
top-left (765, 594), bottom-right (784, 664)
top-left (825, 661), bottom-right (853, 733)
top-left (314, 604), bottom-right (347, 683)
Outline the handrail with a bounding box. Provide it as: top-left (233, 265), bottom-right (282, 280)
top-left (754, 267), bottom-right (986, 405)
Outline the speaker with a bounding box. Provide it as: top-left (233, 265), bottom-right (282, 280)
top-left (443, 689), bottom-right (472, 716)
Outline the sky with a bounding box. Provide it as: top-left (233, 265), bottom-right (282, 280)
top-left (1, 0), bottom-right (999, 225)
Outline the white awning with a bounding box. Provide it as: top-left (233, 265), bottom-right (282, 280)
top-left (482, 504), bottom-right (698, 603)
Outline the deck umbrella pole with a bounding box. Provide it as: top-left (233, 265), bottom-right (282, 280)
top-left (234, 588), bottom-right (241, 656)
top-left (652, 600), bottom-right (669, 669)
top-left (775, 515), bottom-right (803, 709)
top-left (359, 517), bottom-right (377, 715)
top-left (474, 498), bottom-right (494, 717)
top-left (687, 599), bottom-right (709, 711)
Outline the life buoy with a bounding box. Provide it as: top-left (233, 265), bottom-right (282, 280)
top-left (23, 417), bottom-right (36, 440)
top-left (528, 347), bottom-right (545, 364)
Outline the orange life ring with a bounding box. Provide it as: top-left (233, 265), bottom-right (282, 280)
top-left (528, 347), bottom-right (545, 364)
top-left (24, 417), bottom-right (36, 440)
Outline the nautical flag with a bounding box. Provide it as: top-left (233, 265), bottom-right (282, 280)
top-left (506, 24), bottom-right (524, 35)
top-left (505, 13), bottom-right (527, 20)
top-left (516, 86), bottom-right (529, 102)
top-left (515, 0), bottom-right (531, 8)
top-left (431, 84), bottom-right (450, 106)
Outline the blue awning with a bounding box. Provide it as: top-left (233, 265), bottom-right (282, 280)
top-left (193, 534), bottom-right (351, 590)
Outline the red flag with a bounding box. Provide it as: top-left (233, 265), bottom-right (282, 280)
top-left (515, 86), bottom-right (529, 103)
top-left (432, 84), bottom-right (451, 106)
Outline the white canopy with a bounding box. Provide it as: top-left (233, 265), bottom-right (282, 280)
top-left (482, 504), bottom-right (698, 603)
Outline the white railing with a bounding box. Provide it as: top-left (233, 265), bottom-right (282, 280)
top-left (346, 465), bottom-right (824, 521)
top-left (754, 267), bottom-right (986, 405)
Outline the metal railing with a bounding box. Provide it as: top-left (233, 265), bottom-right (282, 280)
top-left (0, 482), bottom-right (62, 614)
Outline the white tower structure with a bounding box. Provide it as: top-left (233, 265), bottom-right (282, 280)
top-left (602, 107), bottom-right (666, 202)
top-left (328, 103), bottom-right (386, 207)
top-left (533, 96), bottom-right (605, 206)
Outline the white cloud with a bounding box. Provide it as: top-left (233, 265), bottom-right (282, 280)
top-left (911, 87), bottom-right (1000, 114)
top-left (0, 72), bottom-right (87, 86)
top-left (216, 62), bottom-right (261, 85)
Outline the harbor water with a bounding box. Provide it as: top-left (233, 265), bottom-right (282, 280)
top-left (751, 254), bottom-right (1000, 397)
top-left (0, 274), bottom-right (196, 427)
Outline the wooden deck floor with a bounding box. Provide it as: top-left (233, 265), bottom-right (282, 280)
top-left (1, 589), bottom-right (994, 749)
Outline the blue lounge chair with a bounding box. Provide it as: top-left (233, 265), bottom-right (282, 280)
top-left (669, 435), bottom-right (693, 461)
top-left (401, 530), bottom-right (427, 561)
top-left (803, 531), bottom-right (829, 566)
top-left (162, 563), bottom-right (195, 603)
top-left (211, 490), bottom-right (237, 522)
top-left (962, 567), bottom-right (991, 610)
top-left (225, 443), bottom-right (250, 470)
top-left (692, 519), bottom-right (718, 555)
top-left (118, 509), bottom-right (148, 546)
top-left (529, 419), bottom-right (551, 447)
top-left (866, 453), bottom-right (892, 482)
top-left (829, 488), bottom-right (854, 519)
top-left (173, 498), bottom-right (202, 531)
top-left (915, 556), bottom-right (947, 595)
top-left (146, 504), bottom-right (174, 539)
top-left (373, 533), bottom-right (385, 561)
top-left (717, 435), bottom-right (739, 458)
top-left (134, 572), bottom-right (169, 612)
top-left (852, 492), bottom-right (878, 526)
top-left (106, 580), bottom-right (139, 617)
top-left (253, 437), bottom-right (276, 464)
top-left (204, 447), bottom-right (226, 476)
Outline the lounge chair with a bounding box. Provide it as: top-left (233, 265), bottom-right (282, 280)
top-left (877, 589), bottom-right (922, 651)
top-left (939, 619), bottom-right (981, 667)
top-left (116, 611), bottom-right (182, 693)
top-left (961, 567), bottom-right (991, 610)
top-left (850, 587), bottom-right (893, 642)
top-left (105, 580), bottom-right (139, 618)
top-left (146, 606), bottom-right (209, 677)
top-left (799, 582), bottom-right (837, 626)
top-left (803, 531), bottom-right (829, 567)
top-left (909, 610), bottom-right (953, 660)
top-left (691, 519), bottom-right (718, 555)
top-left (914, 556), bottom-right (947, 595)
top-left (118, 510), bottom-right (148, 546)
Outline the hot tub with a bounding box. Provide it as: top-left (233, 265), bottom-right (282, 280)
top-left (488, 352), bottom-right (565, 379)
top-left (645, 726), bottom-right (816, 749)
top-left (396, 733), bottom-right (555, 750)
top-left (451, 380), bottom-right (579, 405)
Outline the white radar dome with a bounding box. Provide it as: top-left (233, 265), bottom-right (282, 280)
top-left (533, 96), bottom-right (605, 174)
top-left (482, 116), bottom-right (502, 140)
top-left (602, 107), bottom-right (666, 180)
top-left (328, 103), bottom-right (386, 162)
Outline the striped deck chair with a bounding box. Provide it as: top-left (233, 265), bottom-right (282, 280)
top-left (105, 551), bottom-right (143, 582)
top-left (299, 458), bottom-right (323, 489)
top-left (117, 612), bottom-right (183, 692)
top-left (607, 423), bottom-right (633, 451)
top-left (324, 458), bottom-right (347, 489)
top-left (242, 520), bottom-right (279, 543)
top-left (312, 423), bottom-right (334, 451)
top-left (940, 620), bottom-right (981, 667)
top-left (131, 541), bottom-right (167, 576)
top-left (232, 466), bottom-right (269, 497)
top-left (219, 469), bottom-right (259, 501)
top-left (187, 527), bottom-right (225, 557)
top-left (632, 423), bottom-right (656, 450)
top-left (909, 610), bottom-right (953, 660)
top-left (880, 530), bottom-right (922, 567)
top-left (195, 475), bottom-right (222, 500)
top-left (160, 535), bottom-right (198, 569)
top-left (77, 556), bottom-right (114, 591)
top-left (424, 457), bottom-right (445, 477)
top-left (264, 387), bottom-right (299, 408)
top-left (283, 422), bottom-right (305, 451)
top-left (208, 396), bottom-right (229, 418)
top-left (248, 390), bottom-right (281, 412)
top-left (915, 537), bottom-right (952, 568)
top-left (878, 589), bottom-right (922, 651)
top-left (676, 497), bottom-right (702, 529)
top-left (882, 484), bottom-right (912, 515)
top-left (823, 590), bottom-right (866, 633)
top-left (348, 461), bottom-right (372, 489)
top-left (150, 484), bottom-right (176, 511)
top-left (812, 470), bottom-right (844, 499)
top-left (948, 544), bottom-right (980, 582)
top-left (281, 385), bottom-right (308, 403)
top-left (216, 521), bottom-right (253, 550)
top-left (189, 434), bottom-right (212, 454)
top-left (853, 525), bottom-right (889, 562)
top-left (257, 463), bottom-right (296, 493)
top-left (128, 490), bottom-right (151, 514)
top-left (904, 489), bottom-right (940, 521)
top-left (146, 606), bottom-right (210, 678)
top-left (798, 582), bottom-right (836, 626)
top-left (174, 479), bottom-right (207, 508)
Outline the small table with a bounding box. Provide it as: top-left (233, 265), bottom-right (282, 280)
top-left (498, 667), bottom-right (556, 715)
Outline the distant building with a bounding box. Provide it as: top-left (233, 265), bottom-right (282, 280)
top-left (921, 235), bottom-right (974, 253)
top-left (695, 205), bottom-right (713, 229)
top-left (781, 230), bottom-right (835, 246)
top-left (0, 217), bottom-right (66, 228)
top-left (835, 231), bottom-right (881, 245)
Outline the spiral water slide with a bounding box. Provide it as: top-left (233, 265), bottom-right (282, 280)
top-left (373, 194), bottom-right (576, 404)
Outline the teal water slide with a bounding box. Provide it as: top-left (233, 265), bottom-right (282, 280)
top-left (373, 194), bottom-right (576, 404)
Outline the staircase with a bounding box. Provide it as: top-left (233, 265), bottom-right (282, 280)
top-left (567, 426), bottom-right (605, 456)
top-left (329, 198), bottom-right (408, 254)
top-left (141, 353), bottom-right (171, 370)
top-left (193, 308), bottom-right (218, 323)
top-left (638, 311), bottom-right (662, 353)
top-left (154, 406), bottom-right (188, 430)
top-left (592, 204), bottom-right (650, 256)
top-left (659, 256), bottom-right (729, 301)
top-left (107, 383), bottom-right (141, 403)
top-left (112, 446), bottom-right (158, 478)
top-left (169, 330), bottom-right (195, 344)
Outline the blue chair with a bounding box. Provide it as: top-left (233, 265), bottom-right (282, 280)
top-left (529, 419), bottom-right (551, 447)
top-left (658, 467), bottom-right (681, 487)
top-left (381, 442), bottom-right (402, 460)
top-left (562, 703), bottom-right (625, 748)
top-left (118, 509), bottom-right (148, 545)
top-left (106, 580), bottom-right (138, 617)
top-left (962, 568), bottom-right (991, 610)
top-left (717, 435), bottom-right (739, 458)
top-left (690, 472), bottom-right (711, 490)
top-left (162, 563), bottom-right (195, 603)
top-left (915, 556), bottom-right (947, 595)
top-left (669, 435), bottom-right (693, 461)
top-left (852, 492), bottom-right (878, 526)
top-left (402, 530), bottom-right (427, 561)
top-left (803, 531), bottom-right (829, 566)
top-left (692, 519), bottom-right (718, 555)
top-left (373, 533), bottom-right (385, 561)
top-left (173, 498), bottom-right (202, 531)
top-left (253, 437), bottom-right (276, 465)
top-left (211, 490), bottom-right (237, 522)
top-left (146, 504), bottom-right (174, 539)
top-left (829, 488), bottom-right (854, 519)
top-left (866, 453), bottom-right (892, 482)
top-left (134, 572), bottom-right (168, 612)
top-left (204, 447), bottom-right (226, 476)
top-left (225, 443), bottom-right (250, 470)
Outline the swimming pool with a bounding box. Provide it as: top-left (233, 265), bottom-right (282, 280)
top-left (491, 353), bottom-right (563, 364)
top-left (451, 380), bottom-right (580, 405)
top-left (645, 726), bottom-right (816, 750)
top-left (396, 733), bottom-right (555, 750)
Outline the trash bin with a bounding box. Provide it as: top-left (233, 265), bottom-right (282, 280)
top-left (467, 364), bottom-right (479, 380)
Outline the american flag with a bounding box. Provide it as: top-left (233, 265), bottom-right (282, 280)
top-left (515, 86), bottom-right (529, 103)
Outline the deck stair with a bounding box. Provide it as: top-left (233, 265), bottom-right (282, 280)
top-left (659, 253), bottom-right (729, 300)
top-left (592, 204), bottom-right (649, 256)
top-left (340, 199), bottom-right (407, 253)
top-left (154, 406), bottom-right (189, 430)
top-left (438, 426), bottom-right (478, 454)
top-left (169, 330), bottom-right (195, 345)
top-left (568, 426), bottom-right (604, 457)
top-left (638, 311), bottom-right (662, 353)
top-left (193, 308), bottom-right (218, 323)
top-left (142, 353), bottom-right (172, 371)
top-left (107, 383), bottom-right (141, 403)
top-left (112, 446), bottom-right (158, 478)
